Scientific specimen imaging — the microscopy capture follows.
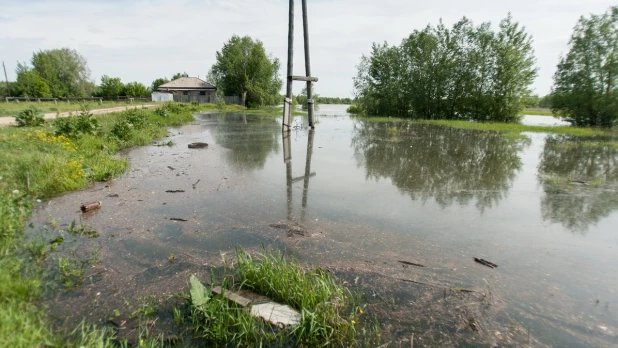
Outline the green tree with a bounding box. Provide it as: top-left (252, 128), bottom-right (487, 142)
top-left (98, 75), bottom-right (124, 98)
top-left (551, 6), bottom-right (618, 127)
top-left (124, 82), bottom-right (148, 97)
top-left (171, 72), bottom-right (188, 80)
top-left (29, 48), bottom-right (94, 97)
top-left (208, 35), bottom-right (282, 107)
top-left (151, 77), bottom-right (169, 91)
top-left (354, 15), bottom-right (536, 123)
top-left (14, 63), bottom-right (52, 98)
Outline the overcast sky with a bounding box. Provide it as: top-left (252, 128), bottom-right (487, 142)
top-left (0, 0), bottom-right (615, 97)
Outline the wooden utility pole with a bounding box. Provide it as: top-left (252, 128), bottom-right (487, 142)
top-left (2, 61), bottom-right (10, 97)
top-left (282, 0), bottom-right (318, 131)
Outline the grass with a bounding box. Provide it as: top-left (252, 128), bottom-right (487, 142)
top-left (186, 248), bottom-right (377, 347)
top-left (520, 108), bottom-right (555, 116)
top-left (419, 119), bottom-right (615, 136)
top-left (0, 101), bottom-right (138, 117)
top-left (352, 116), bottom-right (616, 137)
top-left (0, 102), bottom-right (202, 346)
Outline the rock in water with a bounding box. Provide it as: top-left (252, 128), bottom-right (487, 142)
top-left (188, 142), bottom-right (208, 149)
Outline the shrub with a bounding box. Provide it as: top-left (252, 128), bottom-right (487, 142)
top-left (54, 106), bottom-right (100, 138)
top-left (121, 108), bottom-right (147, 129)
top-left (216, 97), bottom-right (226, 110)
top-left (154, 107), bottom-right (168, 118)
top-left (346, 104), bottom-right (364, 114)
top-left (110, 118), bottom-right (133, 141)
top-left (15, 107), bottom-right (45, 127)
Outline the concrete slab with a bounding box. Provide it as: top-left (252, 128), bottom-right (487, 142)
top-left (250, 302), bottom-right (301, 326)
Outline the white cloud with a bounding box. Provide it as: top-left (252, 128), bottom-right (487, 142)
top-left (0, 0), bottom-right (615, 97)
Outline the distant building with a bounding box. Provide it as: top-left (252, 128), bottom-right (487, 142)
top-left (157, 77), bottom-right (217, 103)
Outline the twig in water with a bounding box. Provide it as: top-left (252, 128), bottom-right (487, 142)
top-left (398, 260), bottom-right (425, 267)
top-left (169, 218), bottom-right (188, 222)
top-left (474, 257), bottom-right (498, 268)
top-left (192, 179), bottom-right (201, 189)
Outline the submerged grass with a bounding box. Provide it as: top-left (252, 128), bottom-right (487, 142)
top-left (0, 102), bottom-right (202, 346)
top-left (187, 248), bottom-right (376, 347)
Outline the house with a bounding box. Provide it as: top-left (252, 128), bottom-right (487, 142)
top-left (157, 77), bottom-right (217, 103)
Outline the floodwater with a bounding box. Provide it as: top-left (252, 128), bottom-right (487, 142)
top-left (30, 105), bottom-right (618, 347)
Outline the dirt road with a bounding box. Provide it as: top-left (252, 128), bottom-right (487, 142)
top-left (0, 104), bottom-right (157, 127)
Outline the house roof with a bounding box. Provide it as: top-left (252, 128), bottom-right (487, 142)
top-left (158, 77), bottom-right (216, 90)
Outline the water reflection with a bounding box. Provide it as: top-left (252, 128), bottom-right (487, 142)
top-left (539, 135), bottom-right (618, 233)
top-left (284, 129), bottom-right (316, 222)
top-left (211, 113), bottom-right (280, 170)
top-left (351, 120), bottom-right (529, 212)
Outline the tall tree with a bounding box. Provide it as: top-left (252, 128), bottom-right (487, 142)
top-left (14, 62), bottom-right (52, 98)
top-left (29, 48), bottom-right (94, 97)
top-left (552, 6), bottom-right (618, 127)
top-left (151, 77), bottom-right (169, 91)
top-left (208, 35), bottom-right (282, 107)
top-left (171, 72), bottom-right (188, 80)
top-left (98, 75), bottom-right (124, 98)
top-left (124, 82), bottom-right (148, 97)
top-left (354, 14), bottom-right (537, 123)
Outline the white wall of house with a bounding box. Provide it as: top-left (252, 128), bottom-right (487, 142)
top-left (151, 92), bottom-right (174, 102)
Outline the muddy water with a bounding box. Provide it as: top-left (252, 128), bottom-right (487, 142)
top-left (31, 106), bottom-right (618, 346)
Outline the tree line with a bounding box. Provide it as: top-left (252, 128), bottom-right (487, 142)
top-left (353, 14), bottom-right (537, 123)
top-left (354, 6), bottom-right (618, 127)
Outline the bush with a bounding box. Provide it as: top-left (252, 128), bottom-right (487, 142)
top-left (216, 97), bottom-right (226, 110)
top-left (110, 118), bottom-right (133, 141)
top-left (53, 106), bottom-right (100, 138)
top-left (15, 107), bottom-right (45, 127)
top-left (346, 104), bottom-right (364, 114)
top-left (154, 107), bottom-right (168, 118)
top-left (121, 108), bottom-right (147, 129)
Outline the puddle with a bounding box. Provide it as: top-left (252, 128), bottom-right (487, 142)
top-left (29, 106), bottom-right (618, 346)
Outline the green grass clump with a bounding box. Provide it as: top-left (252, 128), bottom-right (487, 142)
top-left (188, 248), bottom-right (371, 347)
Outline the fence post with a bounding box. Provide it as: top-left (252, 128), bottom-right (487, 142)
top-left (54, 98), bottom-right (57, 105)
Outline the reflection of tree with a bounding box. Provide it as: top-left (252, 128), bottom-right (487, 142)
top-left (539, 135), bottom-right (618, 233)
top-left (352, 121), bottom-right (528, 212)
top-left (211, 113), bottom-right (280, 170)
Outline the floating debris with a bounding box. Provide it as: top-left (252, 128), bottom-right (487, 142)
top-left (398, 260), bottom-right (425, 268)
top-left (188, 142), bottom-right (208, 149)
top-left (474, 258), bottom-right (498, 268)
top-left (80, 201), bottom-right (101, 213)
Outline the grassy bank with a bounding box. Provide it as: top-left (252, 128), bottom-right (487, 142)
top-left (520, 108), bottom-right (555, 116)
top-left (352, 115), bottom-right (615, 137)
top-left (0, 102), bottom-right (203, 346)
top-left (0, 101), bottom-right (139, 117)
top-left (420, 119), bottom-right (613, 136)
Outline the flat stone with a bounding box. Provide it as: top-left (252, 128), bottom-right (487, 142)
top-left (250, 302), bottom-right (301, 326)
top-left (212, 286), bottom-right (252, 307)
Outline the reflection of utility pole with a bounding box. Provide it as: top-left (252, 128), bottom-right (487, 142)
top-left (282, 0), bottom-right (318, 132)
top-left (2, 61), bottom-right (10, 97)
top-left (301, 129), bottom-right (315, 221)
top-left (283, 132), bottom-right (293, 220)
top-left (283, 130), bottom-right (316, 222)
